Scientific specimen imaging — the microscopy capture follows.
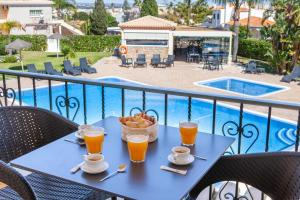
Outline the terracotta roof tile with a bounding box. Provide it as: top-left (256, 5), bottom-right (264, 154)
top-left (228, 16), bottom-right (274, 27)
top-left (119, 16), bottom-right (177, 30)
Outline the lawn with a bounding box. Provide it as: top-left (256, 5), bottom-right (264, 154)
top-left (0, 51), bottom-right (111, 71)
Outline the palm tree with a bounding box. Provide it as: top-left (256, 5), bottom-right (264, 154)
top-left (246, 0), bottom-right (260, 38)
top-left (52, 0), bottom-right (75, 19)
top-left (214, 0), bottom-right (246, 62)
top-left (0, 21), bottom-right (21, 41)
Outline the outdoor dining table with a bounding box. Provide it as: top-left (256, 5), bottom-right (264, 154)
top-left (11, 116), bottom-right (235, 200)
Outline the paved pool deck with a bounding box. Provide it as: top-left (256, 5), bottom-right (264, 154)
top-left (2, 56), bottom-right (300, 122)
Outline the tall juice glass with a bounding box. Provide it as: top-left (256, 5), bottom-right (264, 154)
top-left (179, 122), bottom-right (198, 146)
top-left (84, 128), bottom-right (104, 154)
top-left (127, 135), bottom-right (149, 163)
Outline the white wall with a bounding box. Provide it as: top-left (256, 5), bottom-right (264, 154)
top-left (8, 4), bottom-right (53, 35)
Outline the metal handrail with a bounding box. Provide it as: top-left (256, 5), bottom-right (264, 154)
top-left (1, 69), bottom-right (300, 110)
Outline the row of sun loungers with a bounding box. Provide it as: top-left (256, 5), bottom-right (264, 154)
top-left (27, 58), bottom-right (97, 76)
top-left (121, 54), bottom-right (175, 68)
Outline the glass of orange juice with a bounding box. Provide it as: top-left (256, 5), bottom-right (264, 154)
top-left (179, 121), bottom-right (198, 146)
top-left (84, 127), bottom-right (105, 154)
top-left (127, 134), bottom-right (149, 163)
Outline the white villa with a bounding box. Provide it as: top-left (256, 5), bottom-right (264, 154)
top-left (119, 16), bottom-right (233, 63)
top-left (209, 4), bottom-right (274, 30)
top-left (0, 0), bottom-right (54, 35)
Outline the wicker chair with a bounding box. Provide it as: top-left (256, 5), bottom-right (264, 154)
top-left (189, 152), bottom-right (300, 200)
top-left (0, 106), bottom-right (107, 199)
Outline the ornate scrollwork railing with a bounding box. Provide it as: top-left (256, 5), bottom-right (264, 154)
top-left (55, 95), bottom-right (80, 121)
top-left (219, 121), bottom-right (259, 200)
top-left (0, 87), bottom-right (16, 107)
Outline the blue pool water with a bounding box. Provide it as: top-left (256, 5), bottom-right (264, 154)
top-left (196, 78), bottom-right (286, 97)
top-left (18, 77), bottom-right (297, 153)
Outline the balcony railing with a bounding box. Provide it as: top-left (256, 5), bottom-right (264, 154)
top-left (1, 69), bottom-right (300, 199)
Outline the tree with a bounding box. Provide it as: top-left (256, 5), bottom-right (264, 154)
top-left (246, 0), bottom-right (260, 38)
top-left (52, 0), bottom-right (75, 19)
top-left (165, 0), bottom-right (212, 25)
top-left (263, 0), bottom-right (300, 73)
top-left (73, 11), bottom-right (90, 21)
top-left (90, 0), bottom-right (107, 35)
top-left (0, 21), bottom-right (21, 42)
top-left (123, 0), bottom-right (130, 11)
top-left (107, 13), bottom-right (118, 27)
top-left (214, 0), bottom-right (244, 62)
top-left (133, 0), bottom-right (143, 10)
top-left (140, 0), bottom-right (158, 17)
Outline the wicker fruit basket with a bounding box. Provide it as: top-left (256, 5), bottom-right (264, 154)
top-left (119, 113), bottom-right (158, 142)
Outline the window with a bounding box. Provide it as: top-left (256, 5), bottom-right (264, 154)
top-left (126, 40), bottom-right (168, 46)
top-left (217, 13), bottom-right (220, 20)
top-left (29, 10), bottom-right (43, 17)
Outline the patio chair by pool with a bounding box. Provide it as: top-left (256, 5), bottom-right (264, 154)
top-left (281, 66), bottom-right (300, 83)
top-left (63, 60), bottom-right (82, 76)
top-left (134, 54), bottom-right (147, 68)
top-left (151, 54), bottom-right (161, 67)
top-left (121, 55), bottom-right (133, 67)
top-left (189, 152), bottom-right (300, 200)
top-left (79, 57), bottom-right (97, 74)
top-left (27, 64), bottom-right (45, 74)
top-left (244, 61), bottom-right (257, 73)
top-left (44, 62), bottom-right (63, 76)
top-left (161, 55), bottom-right (175, 67)
top-left (0, 106), bottom-right (108, 200)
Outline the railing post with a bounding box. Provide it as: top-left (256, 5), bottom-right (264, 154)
top-left (2, 74), bottom-right (7, 106)
top-left (295, 110), bottom-right (300, 152)
top-left (164, 94), bottom-right (168, 125)
top-left (142, 91), bottom-right (146, 111)
top-left (65, 82), bottom-right (69, 119)
top-left (212, 99), bottom-right (217, 135)
top-left (265, 107), bottom-right (272, 152)
top-left (101, 85), bottom-right (105, 119)
top-left (17, 76), bottom-right (22, 106)
top-left (48, 80), bottom-right (52, 111)
top-left (122, 88), bottom-right (125, 117)
top-left (188, 96), bottom-right (192, 121)
top-left (83, 84), bottom-right (87, 124)
top-left (32, 77), bottom-right (37, 107)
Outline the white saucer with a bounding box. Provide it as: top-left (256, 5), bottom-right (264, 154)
top-left (81, 161), bottom-right (109, 174)
top-left (168, 154), bottom-right (194, 165)
top-left (75, 131), bottom-right (84, 139)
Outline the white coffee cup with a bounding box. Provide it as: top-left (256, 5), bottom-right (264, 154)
top-left (83, 154), bottom-right (104, 169)
top-left (171, 146), bottom-right (190, 163)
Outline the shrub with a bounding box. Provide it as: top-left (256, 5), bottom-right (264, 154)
top-left (61, 35), bottom-right (121, 52)
top-left (61, 46), bottom-right (75, 60)
top-left (0, 35), bottom-right (47, 51)
top-left (238, 38), bottom-right (272, 61)
top-left (3, 55), bottom-right (17, 63)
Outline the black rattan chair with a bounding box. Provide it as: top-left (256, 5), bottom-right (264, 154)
top-left (0, 106), bottom-right (107, 200)
top-left (189, 152), bottom-right (300, 200)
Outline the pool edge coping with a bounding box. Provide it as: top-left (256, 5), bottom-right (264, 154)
top-left (193, 76), bottom-right (290, 98)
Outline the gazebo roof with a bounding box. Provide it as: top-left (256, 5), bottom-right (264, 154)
top-left (119, 16), bottom-right (177, 30)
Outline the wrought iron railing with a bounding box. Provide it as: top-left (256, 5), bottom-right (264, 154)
top-left (1, 69), bottom-right (300, 200)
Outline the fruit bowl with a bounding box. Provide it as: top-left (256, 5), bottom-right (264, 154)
top-left (119, 113), bottom-right (158, 142)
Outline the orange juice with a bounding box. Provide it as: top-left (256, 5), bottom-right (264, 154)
top-left (84, 130), bottom-right (104, 154)
top-left (179, 122), bottom-right (198, 146)
top-left (127, 135), bottom-right (149, 163)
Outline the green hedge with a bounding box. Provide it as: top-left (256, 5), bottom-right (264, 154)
top-left (238, 38), bottom-right (271, 61)
top-left (0, 35), bottom-right (47, 52)
top-left (61, 35), bottom-right (121, 52)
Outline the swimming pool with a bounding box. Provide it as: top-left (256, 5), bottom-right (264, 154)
top-left (17, 76), bottom-right (297, 153)
top-left (195, 77), bottom-right (288, 97)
